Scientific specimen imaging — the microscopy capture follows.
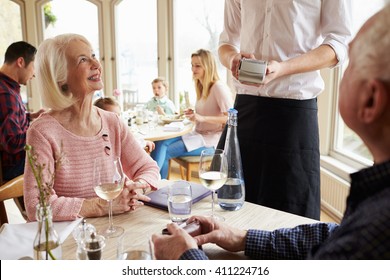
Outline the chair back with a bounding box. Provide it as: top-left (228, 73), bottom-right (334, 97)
top-left (0, 175), bottom-right (25, 226)
top-left (123, 89), bottom-right (139, 110)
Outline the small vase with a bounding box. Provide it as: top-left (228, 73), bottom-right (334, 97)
top-left (33, 204), bottom-right (62, 260)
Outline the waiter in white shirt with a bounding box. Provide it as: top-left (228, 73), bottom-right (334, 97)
top-left (217, 0), bottom-right (352, 219)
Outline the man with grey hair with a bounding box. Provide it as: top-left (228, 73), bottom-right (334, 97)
top-left (152, 5), bottom-right (390, 260)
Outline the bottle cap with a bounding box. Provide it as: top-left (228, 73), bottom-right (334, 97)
top-left (228, 108), bottom-right (238, 114)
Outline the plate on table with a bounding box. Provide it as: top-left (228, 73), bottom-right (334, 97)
top-left (160, 115), bottom-right (185, 124)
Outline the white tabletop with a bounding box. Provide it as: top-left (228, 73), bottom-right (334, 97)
top-left (131, 122), bottom-right (193, 142)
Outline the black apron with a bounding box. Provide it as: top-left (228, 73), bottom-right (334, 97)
top-left (217, 94), bottom-right (320, 219)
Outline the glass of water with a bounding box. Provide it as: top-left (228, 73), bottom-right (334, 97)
top-left (167, 180), bottom-right (192, 224)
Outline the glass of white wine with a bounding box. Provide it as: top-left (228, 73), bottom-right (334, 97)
top-left (199, 148), bottom-right (228, 221)
top-left (93, 157), bottom-right (125, 238)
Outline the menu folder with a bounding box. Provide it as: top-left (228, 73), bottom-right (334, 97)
top-left (145, 182), bottom-right (211, 211)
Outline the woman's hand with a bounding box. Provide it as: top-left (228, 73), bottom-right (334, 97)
top-left (184, 108), bottom-right (206, 123)
top-left (126, 179), bottom-right (152, 210)
top-left (112, 179), bottom-right (151, 214)
top-left (184, 108), bottom-right (195, 121)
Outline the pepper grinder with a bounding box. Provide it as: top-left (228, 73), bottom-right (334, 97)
top-left (83, 232), bottom-right (105, 260)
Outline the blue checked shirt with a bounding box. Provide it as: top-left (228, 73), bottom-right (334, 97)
top-left (0, 72), bottom-right (29, 170)
top-left (180, 160), bottom-right (390, 260)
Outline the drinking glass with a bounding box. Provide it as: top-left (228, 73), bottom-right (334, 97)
top-left (117, 231), bottom-right (154, 260)
top-left (167, 180), bottom-right (192, 224)
top-left (148, 111), bottom-right (159, 130)
top-left (93, 157), bottom-right (125, 238)
top-left (198, 148), bottom-right (228, 221)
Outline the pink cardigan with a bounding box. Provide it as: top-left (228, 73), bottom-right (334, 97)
top-left (24, 108), bottom-right (160, 221)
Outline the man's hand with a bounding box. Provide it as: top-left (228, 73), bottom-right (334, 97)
top-left (188, 216), bottom-right (247, 252)
top-left (29, 108), bottom-right (46, 121)
top-left (152, 223), bottom-right (198, 259)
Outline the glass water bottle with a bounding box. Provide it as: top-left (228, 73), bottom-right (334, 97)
top-left (217, 108), bottom-right (245, 211)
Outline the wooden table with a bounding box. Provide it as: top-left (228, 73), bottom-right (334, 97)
top-left (132, 122), bottom-right (193, 142)
top-left (62, 181), bottom-right (317, 260)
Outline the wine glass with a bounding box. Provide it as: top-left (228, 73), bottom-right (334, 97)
top-left (93, 157), bottom-right (125, 238)
top-left (198, 148), bottom-right (228, 221)
top-left (117, 231), bottom-right (154, 260)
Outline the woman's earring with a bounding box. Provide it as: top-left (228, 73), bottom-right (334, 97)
top-left (61, 84), bottom-right (68, 92)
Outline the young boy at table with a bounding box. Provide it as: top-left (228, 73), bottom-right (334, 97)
top-left (94, 97), bottom-right (155, 152)
top-left (151, 5), bottom-right (390, 260)
top-left (145, 77), bottom-right (177, 116)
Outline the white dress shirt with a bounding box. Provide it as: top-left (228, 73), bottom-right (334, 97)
top-left (219, 0), bottom-right (352, 99)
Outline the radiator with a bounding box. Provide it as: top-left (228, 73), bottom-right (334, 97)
top-left (320, 168), bottom-right (350, 223)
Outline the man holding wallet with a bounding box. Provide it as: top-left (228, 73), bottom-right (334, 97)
top-left (216, 0), bottom-right (352, 219)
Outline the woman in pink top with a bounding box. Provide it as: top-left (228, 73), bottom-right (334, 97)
top-left (151, 49), bottom-right (233, 178)
top-left (24, 34), bottom-right (160, 221)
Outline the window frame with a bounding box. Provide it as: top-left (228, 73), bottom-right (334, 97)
top-left (319, 66), bottom-right (372, 183)
top-left (319, 2), bottom-right (389, 182)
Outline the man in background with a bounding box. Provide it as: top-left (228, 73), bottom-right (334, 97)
top-left (0, 41), bottom-right (44, 182)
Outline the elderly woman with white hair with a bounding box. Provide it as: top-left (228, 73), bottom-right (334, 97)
top-left (23, 33), bottom-right (160, 222)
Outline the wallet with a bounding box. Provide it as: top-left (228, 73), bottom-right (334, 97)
top-left (238, 58), bottom-right (267, 84)
top-left (162, 220), bottom-right (203, 250)
top-left (162, 220), bottom-right (202, 237)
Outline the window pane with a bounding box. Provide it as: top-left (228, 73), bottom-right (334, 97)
top-left (0, 0), bottom-right (23, 62)
top-left (173, 0), bottom-right (226, 108)
top-left (116, 0), bottom-right (158, 105)
top-left (0, 0), bottom-right (25, 105)
top-left (334, 0), bottom-right (386, 163)
top-left (41, 0), bottom-right (101, 96)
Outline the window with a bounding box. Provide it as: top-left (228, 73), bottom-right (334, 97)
top-left (42, 0), bottom-right (99, 48)
top-left (0, 0), bottom-right (25, 104)
top-left (173, 0), bottom-right (226, 109)
top-left (115, 0), bottom-right (158, 104)
top-left (331, 0), bottom-right (387, 166)
top-left (39, 0), bottom-right (101, 95)
top-left (0, 0), bottom-right (23, 60)
top-left (41, 0), bottom-right (99, 51)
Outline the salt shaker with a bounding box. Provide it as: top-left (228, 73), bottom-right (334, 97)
top-left (72, 219), bottom-right (96, 260)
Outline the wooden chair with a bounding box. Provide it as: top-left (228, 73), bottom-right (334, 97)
top-left (168, 156), bottom-right (206, 181)
top-left (123, 89), bottom-right (139, 111)
top-left (0, 175), bottom-right (25, 226)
